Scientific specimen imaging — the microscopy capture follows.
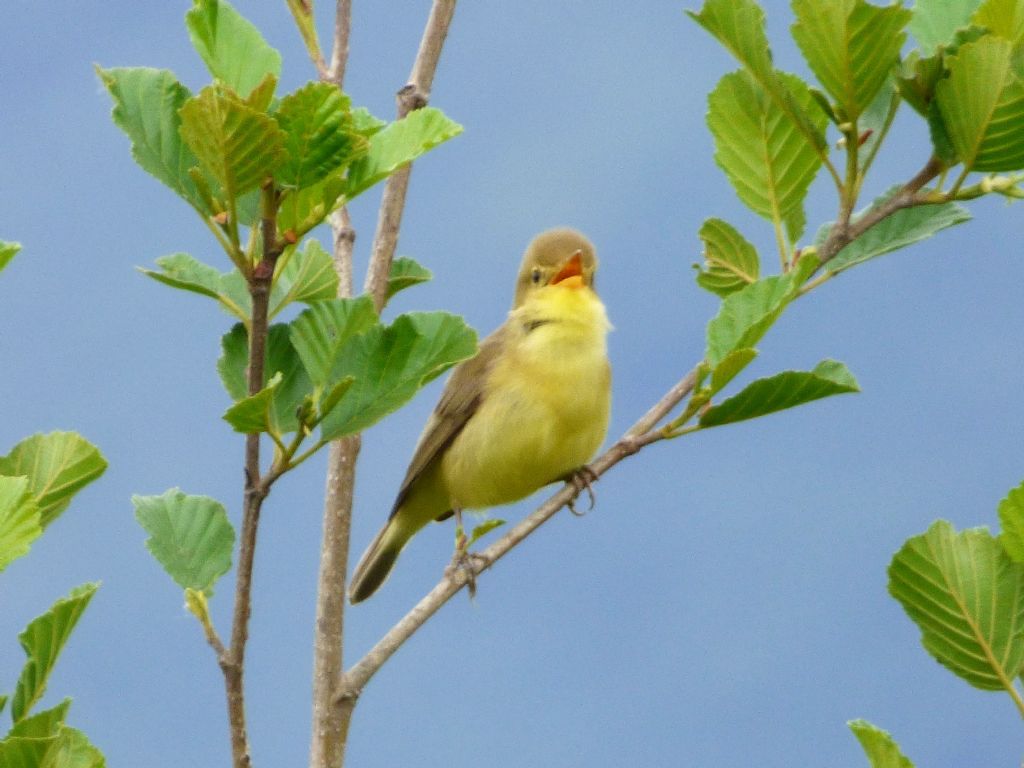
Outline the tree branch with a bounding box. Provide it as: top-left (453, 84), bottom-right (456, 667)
top-left (363, 0), bottom-right (458, 311)
top-left (309, 434), bottom-right (360, 768)
top-left (817, 155), bottom-right (944, 266)
top-left (338, 367), bottom-right (699, 696)
top-left (308, 3), bottom-right (358, 765)
top-left (221, 186), bottom-right (284, 768)
top-left (305, 2), bottom-right (460, 766)
top-left (326, 0), bottom-right (352, 86)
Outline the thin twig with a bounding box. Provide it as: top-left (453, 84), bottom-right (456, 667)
top-left (326, 0), bottom-right (352, 86)
top-left (338, 367), bottom-right (699, 696)
top-left (221, 186), bottom-right (285, 768)
top-left (329, 208), bottom-right (357, 296)
top-left (363, 0), bottom-right (458, 311)
top-left (817, 155), bottom-right (944, 266)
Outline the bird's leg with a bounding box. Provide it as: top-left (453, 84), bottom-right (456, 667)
top-left (446, 508), bottom-right (488, 598)
top-left (564, 465), bottom-right (598, 516)
top-left (454, 507), bottom-right (468, 554)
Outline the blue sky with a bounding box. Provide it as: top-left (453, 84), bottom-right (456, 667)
top-left (1, 1), bottom-right (1022, 766)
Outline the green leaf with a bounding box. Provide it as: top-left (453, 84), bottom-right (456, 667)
top-left (318, 376), bottom-right (356, 422)
top-left (320, 312), bottom-right (478, 440)
top-left (139, 253), bottom-right (249, 322)
top-left (179, 84), bottom-right (287, 204)
top-left (848, 720), bottom-right (915, 768)
top-left (709, 348), bottom-right (758, 395)
top-left (223, 372), bottom-right (283, 434)
top-left (97, 67), bottom-right (207, 213)
top-left (277, 175), bottom-right (348, 237)
top-left (244, 73), bottom-right (278, 112)
top-left (791, 0), bottom-right (911, 122)
top-left (704, 269), bottom-right (806, 367)
top-left (888, 520), bottom-right (1024, 691)
top-left (185, 0), bottom-right (282, 99)
top-left (345, 107), bottom-right (464, 200)
top-left (0, 695), bottom-right (7, 716)
top-left (0, 735), bottom-right (57, 768)
top-left (12, 583), bottom-right (99, 722)
top-left (858, 80), bottom-right (900, 170)
top-left (217, 324), bottom-right (313, 433)
top-left (897, 50), bottom-right (946, 115)
top-left (824, 189), bottom-right (971, 273)
top-left (707, 70), bottom-right (826, 240)
top-left (467, 519), bottom-right (506, 548)
top-left (998, 480), bottom-right (1024, 562)
top-left (289, 297), bottom-right (379, 386)
top-left (7, 699), bottom-right (70, 739)
top-left (0, 433), bottom-right (107, 530)
top-left (133, 489), bottom-right (234, 595)
top-left (974, 0), bottom-right (1024, 44)
top-left (687, 0), bottom-right (828, 152)
top-left (936, 36), bottom-right (1024, 171)
top-left (351, 106), bottom-right (387, 137)
top-left (694, 218), bottom-right (760, 297)
top-left (927, 100), bottom-right (960, 165)
top-left (269, 239), bottom-right (339, 318)
top-left (46, 727), bottom-right (106, 768)
top-left (274, 82), bottom-right (367, 191)
top-left (0, 241), bottom-right (21, 274)
top-left (700, 360), bottom-right (859, 427)
top-left (387, 257), bottom-right (433, 299)
top-left (0, 726), bottom-right (106, 768)
top-left (0, 476), bottom-right (41, 573)
top-left (909, 0), bottom-right (984, 50)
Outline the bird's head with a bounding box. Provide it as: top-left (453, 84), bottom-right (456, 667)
top-left (512, 228), bottom-right (598, 308)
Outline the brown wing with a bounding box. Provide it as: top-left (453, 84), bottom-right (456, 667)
top-left (388, 323), bottom-right (508, 519)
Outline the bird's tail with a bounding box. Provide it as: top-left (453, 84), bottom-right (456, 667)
top-left (349, 518), bottom-right (407, 604)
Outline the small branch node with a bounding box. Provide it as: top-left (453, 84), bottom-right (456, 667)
top-left (397, 83), bottom-right (429, 112)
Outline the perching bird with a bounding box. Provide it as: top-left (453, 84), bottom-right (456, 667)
top-left (348, 228), bottom-right (612, 603)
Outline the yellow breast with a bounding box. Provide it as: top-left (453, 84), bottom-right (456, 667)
top-left (441, 285), bottom-right (611, 509)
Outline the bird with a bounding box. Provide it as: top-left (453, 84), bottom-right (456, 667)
top-left (348, 228), bottom-right (612, 603)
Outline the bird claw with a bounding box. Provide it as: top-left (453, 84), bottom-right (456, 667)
top-left (446, 547), bottom-right (489, 599)
top-left (566, 465), bottom-right (598, 517)
top-left (446, 510), bottom-right (489, 599)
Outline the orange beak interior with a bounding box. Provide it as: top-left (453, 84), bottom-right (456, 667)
top-left (550, 252), bottom-right (584, 287)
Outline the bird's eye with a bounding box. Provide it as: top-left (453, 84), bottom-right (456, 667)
top-left (531, 268), bottom-right (542, 284)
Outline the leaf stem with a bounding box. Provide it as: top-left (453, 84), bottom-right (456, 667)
top-left (287, 439), bottom-right (327, 471)
top-left (839, 120), bottom-right (861, 228)
top-left (948, 165), bottom-right (972, 197)
top-left (771, 214), bottom-right (788, 272)
top-left (1007, 680), bottom-right (1024, 721)
top-left (857, 92), bottom-right (899, 187)
top-left (201, 212), bottom-right (247, 275)
top-left (287, 0), bottom-right (327, 78)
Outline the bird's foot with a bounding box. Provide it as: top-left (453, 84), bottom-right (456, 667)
top-left (446, 545), bottom-right (489, 599)
top-left (565, 465), bottom-right (598, 516)
top-left (445, 511), bottom-right (490, 599)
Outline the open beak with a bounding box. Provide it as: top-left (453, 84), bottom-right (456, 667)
top-left (550, 251), bottom-right (585, 289)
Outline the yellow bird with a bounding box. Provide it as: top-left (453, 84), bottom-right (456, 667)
top-left (349, 228), bottom-right (611, 603)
